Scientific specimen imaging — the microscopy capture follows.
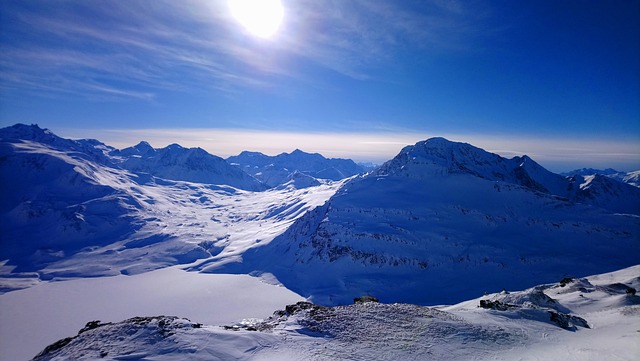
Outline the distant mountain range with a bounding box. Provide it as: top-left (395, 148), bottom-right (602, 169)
top-left (562, 168), bottom-right (640, 188)
top-left (1, 124), bottom-right (638, 307)
top-left (113, 141), bottom-right (267, 191)
top-left (226, 149), bottom-right (364, 188)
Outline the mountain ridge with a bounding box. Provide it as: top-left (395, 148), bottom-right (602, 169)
top-left (375, 138), bottom-right (639, 214)
top-left (209, 138), bottom-right (640, 305)
top-left (2, 124), bottom-right (638, 308)
top-left (562, 167), bottom-right (640, 188)
top-left (227, 148), bottom-right (364, 188)
top-left (112, 141), bottom-right (267, 192)
top-left (0, 124), bottom-right (344, 291)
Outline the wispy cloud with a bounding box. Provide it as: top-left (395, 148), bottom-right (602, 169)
top-left (1, 0), bottom-right (276, 100)
top-left (276, 0), bottom-right (483, 80)
top-left (0, 0), bottom-right (486, 101)
top-left (56, 127), bottom-right (640, 172)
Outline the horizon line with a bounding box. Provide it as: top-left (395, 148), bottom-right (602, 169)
top-left (39, 126), bottom-right (640, 173)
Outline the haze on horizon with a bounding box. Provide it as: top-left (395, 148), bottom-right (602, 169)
top-left (1, 0), bottom-right (639, 172)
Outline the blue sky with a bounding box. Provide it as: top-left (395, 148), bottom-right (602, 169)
top-left (1, 0), bottom-right (639, 171)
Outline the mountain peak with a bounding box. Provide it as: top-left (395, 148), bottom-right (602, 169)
top-left (116, 141), bottom-right (155, 157)
top-left (380, 137), bottom-right (501, 178)
top-left (165, 143), bottom-right (184, 150)
top-left (408, 137), bottom-right (479, 156)
top-left (287, 149), bottom-right (319, 158)
top-left (116, 142), bottom-right (266, 190)
top-left (133, 141), bottom-right (154, 153)
top-left (135, 140), bottom-right (152, 148)
top-left (227, 148), bottom-right (364, 188)
top-left (421, 136), bottom-right (455, 146)
top-left (0, 123), bottom-right (57, 142)
top-left (238, 150), bottom-right (266, 157)
top-left (377, 137), bottom-right (577, 197)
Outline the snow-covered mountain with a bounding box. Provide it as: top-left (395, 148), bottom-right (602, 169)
top-left (622, 170), bottom-right (640, 187)
top-left (210, 138), bottom-right (640, 305)
top-left (227, 149), bottom-right (364, 188)
top-left (2, 125), bottom-right (640, 360)
top-left (357, 161), bottom-right (378, 172)
top-left (373, 138), bottom-right (640, 213)
top-left (563, 167), bottom-right (640, 188)
top-left (2, 127), bottom-right (638, 300)
top-left (0, 124), bottom-right (341, 291)
top-left (0, 125), bottom-right (143, 278)
top-left (113, 142), bottom-right (266, 191)
top-left (563, 167), bottom-right (622, 177)
top-left (30, 265), bottom-right (640, 361)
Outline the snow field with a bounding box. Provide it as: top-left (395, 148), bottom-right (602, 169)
top-left (27, 266), bottom-right (640, 361)
top-left (0, 266), bottom-right (304, 361)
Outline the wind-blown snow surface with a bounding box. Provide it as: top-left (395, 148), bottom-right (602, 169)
top-left (0, 124), bottom-right (343, 291)
top-left (27, 265), bottom-right (640, 361)
top-left (0, 266), bottom-right (304, 361)
top-left (212, 138), bottom-right (640, 305)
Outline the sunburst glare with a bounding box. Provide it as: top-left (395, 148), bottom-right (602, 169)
top-left (228, 0), bottom-right (284, 39)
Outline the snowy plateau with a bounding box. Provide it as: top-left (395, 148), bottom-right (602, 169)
top-left (0, 123), bottom-right (639, 360)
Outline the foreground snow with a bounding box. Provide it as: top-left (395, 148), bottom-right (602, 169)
top-left (0, 267), bottom-right (304, 361)
top-left (22, 265), bottom-right (640, 361)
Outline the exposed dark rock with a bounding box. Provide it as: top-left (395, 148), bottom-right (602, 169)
top-left (35, 337), bottom-right (74, 357)
top-left (559, 277), bottom-right (574, 287)
top-left (548, 311), bottom-right (590, 330)
top-left (479, 299), bottom-right (517, 311)
top-left (32, 316), bottom-right (200, 360)
top-left (601, 283), bottom-right (637, 295)
top-left (78, 320), bottom-right (109, 335)
top-left (626, 287), bottom-right (636, 296)
top-left (354, 295), bottom-right (379, 304)
top-left (285, 301), bottom-right (321, 316)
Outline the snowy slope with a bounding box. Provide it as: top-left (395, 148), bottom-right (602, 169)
top-left (0, 123), bottom-right (118, 165)
top-left (563, 167), bottom-right (640, 188)
top-left (570, 174), bottom-right (640, 214)
top-left (0, 127), bottom-right (144, 280)
top-left (622, 170), bottom-right (640, 187)
top-left (210, 138), bottom-right (640, 305)
top-left (227, 149), bottom-right (364, 188)
top-left (0, 267), bottom-right (304, 361)
top-left (29, 265), bottom-right (640, 361)
top-left (3, 129), bottom-right (637, 303)
top-left (623, 170), bottom-right (640, 187)
top-left (376, 138), bottom-right (640, 213)
top-left (113, 142), bottom-right (267, 191)
top-left (0, 124), bottom-right (342, 292)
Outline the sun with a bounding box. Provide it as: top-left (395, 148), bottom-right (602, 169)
top-left (228, 0), bottom-right (284, 39)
